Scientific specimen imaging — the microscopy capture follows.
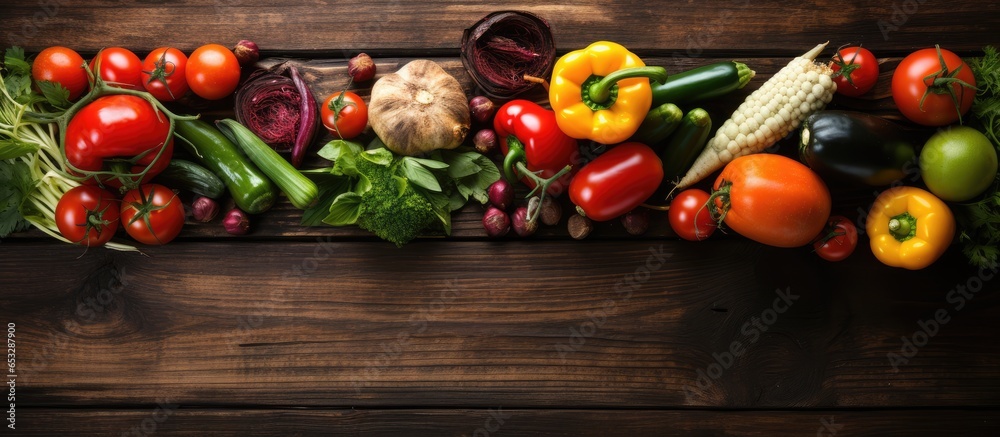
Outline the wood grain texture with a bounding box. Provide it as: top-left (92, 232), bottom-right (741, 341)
top-left (3, 1), bottom-right (1000, 434)
top-left (3, 240), bottom-right (999, 408)
top-left (2, 0), bottom-right (998, 56)
top-left (11, 408), bottom-right (1000, 436)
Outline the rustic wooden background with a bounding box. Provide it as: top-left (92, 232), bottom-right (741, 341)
top-left (2, 0), bottom-right (1000, 435)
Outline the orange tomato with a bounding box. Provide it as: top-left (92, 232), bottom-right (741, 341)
top-left (186, 44), bottom-right (241, 100)
top-left (712, 154), bottom-right (831, 248)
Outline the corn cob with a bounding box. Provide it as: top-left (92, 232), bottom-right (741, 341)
top-left (673, 42), bottom-right (837, 191)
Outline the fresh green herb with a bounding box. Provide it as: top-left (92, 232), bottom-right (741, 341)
top-left (306, 139), bottom-right (500, 246)
top-left (958, 46), bottom-right (1000, 269)
top-left (36, 80), bottom-right (73, 109)
top-left (0, 159), bottom-right (32, 237)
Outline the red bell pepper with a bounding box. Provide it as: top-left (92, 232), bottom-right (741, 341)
top-left (64, 94), bottom-right (174, 188)
top-left (569, 142), bottom-right (663, 221)
top-left (494, 99), bottom-right (578, 199)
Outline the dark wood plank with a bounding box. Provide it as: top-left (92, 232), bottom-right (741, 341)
top-left (10, 408), bottom-right (1000, 436)
top-left (3, 240), bottom-right (999, 408)
top-left (2, 1), bottom-right (998, 55)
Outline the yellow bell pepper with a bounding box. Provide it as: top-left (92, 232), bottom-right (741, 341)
top-left (549, 41), bottom-right (667, 145)
top-left (866, 186), bottom-right (955, 270)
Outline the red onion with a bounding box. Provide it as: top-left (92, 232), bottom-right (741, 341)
top-left (461, 11), bottom-right (556, 100)
top-left (487, 179), bottom-right (514, 210)
top-left (470, 96), bottom-right (496, 123)
top-left (233, 40), bottom-right (260, 67)
top-left (511, 204), bottom-right (537, 237)
top-left (191, 196), bottom-right (219, 222)
top-left (348, 53), bottom-right (376, 82)
top-left (483, 206), bottom-right (510, 238)
top-left (473, 129), bottom-right (498, 154)
top-left (223, 208), bottom-right (250, 235)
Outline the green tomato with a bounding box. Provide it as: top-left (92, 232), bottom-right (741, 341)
top-left (919, 126), bottom-right (998, 202)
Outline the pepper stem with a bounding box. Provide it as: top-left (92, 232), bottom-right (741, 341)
top-left (888, 212), bottom-right (917, 242)
top-left (587, 66), bottom-right (668, 104)
top-left (502, 136), bottom-right (527, 183)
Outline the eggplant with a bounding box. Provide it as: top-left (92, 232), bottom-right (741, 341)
top-left (799, 111), bottom-right (921, 187)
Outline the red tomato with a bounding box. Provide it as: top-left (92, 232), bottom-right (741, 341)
top-left (90, 47), bottom-right (144, 91)
top-left (891, 46), bottom-right (976, 126)
top-left (55, 186), bottom-right (120, 247)
top-left (321, 91), bottom-right (368, 139)
top-left (31, 46), bottom-right (89, 101)
top-left (141, 47), bottom-right (189, 102)
top-left (830, 46), bottom-right (879, 97)
top-left (812, 215), bottom-right (858, 262)
top-left (669, 189), bottom-right (717, 241)
top-left (712, 154), bottom-right (831, 248)
top-left (120, 184), bottom-right (185, 245)
top-left (64, 94), bottom-right (174, 188)
top-left (186, 44), bottom-right (241, 100)
top-left (569, 142), bottom-right (663, 222)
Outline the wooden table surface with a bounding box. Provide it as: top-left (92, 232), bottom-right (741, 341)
top-left (3, 1), bottom-right (1000, 435)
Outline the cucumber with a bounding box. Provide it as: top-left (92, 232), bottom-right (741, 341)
top-left (651, 61), bottom-right (754, 107)
top-left (155, 159), bottom-right (226, 199)
top-left (799, 110), bottom-right (920, 187)
top-left (173, 119), bottom-right (278, 214)
top-left (216, 118), bottom-right (319, 210)
top-left (660, 108), bottom-right (713, 184)
top-left (629, 102), bottom-right (683, 150)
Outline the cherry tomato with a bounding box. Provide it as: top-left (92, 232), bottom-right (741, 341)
top-left (830, 46), bottom-right (879, 97)
top-left (55, 186), bottom-right (121, 247)
top-left (90, 47), bottom-right (144, 91)
top-left (120, 184), bottom-right (185, 245)
top-left (669, 189), bottom-right (717, 241)
top-left (31, 46), bottom-right (88, 101)
top-left (569, 142), bottom-right (663, 222)
top-left (891, 46), bottom-right (976, 126)
top-left (186, 43), bottom-right (241, 100)
top-left (712, 154), bottom-right (831, 248)
top-left (812, 215), bottom-right (858, 262)
top-left (141, 47), bottom-right (189, 102)
top-left (321, 91), bottom-right (368, 139)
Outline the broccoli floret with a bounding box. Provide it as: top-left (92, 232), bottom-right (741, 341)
top-left (355, 157), bottom-right (437, 246)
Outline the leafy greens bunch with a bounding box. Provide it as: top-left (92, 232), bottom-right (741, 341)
top-left (302, 139), bottom-right (500, 246)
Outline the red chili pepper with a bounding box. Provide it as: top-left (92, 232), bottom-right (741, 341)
top-left (569, 142), bottom-right (663, 221)
top-left (64, 94), bottom-right (174, 188)
top-left (494, 99), bottom-right (578, 198)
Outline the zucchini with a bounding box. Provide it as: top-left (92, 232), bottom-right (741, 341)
top-left (629, 102), bottom-right (683, 150)
top-left (660, 108), bottom-right (713, 184)
top-left (651, 61), bottom-right (755, 107)
top-left (799, 111), bottom-right (920, 187)
top-left (173, 119), bottom-right (278, 214)
top-left (155, 159), bottom-right (226, 199)
top-left (216, 119), bottom-right (319, 210)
